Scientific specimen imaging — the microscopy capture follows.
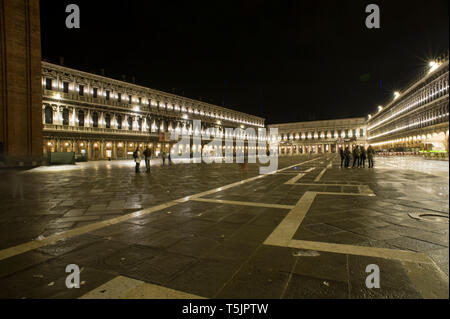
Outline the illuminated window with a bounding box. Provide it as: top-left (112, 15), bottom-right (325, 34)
top-left (45, 78), bottom-right (52, 90)
top-left (128, 117), bottom-right (132, 130)
top-left (92, 112), bottom-right (98, 128)
top-left (78, 110), bottom-right (84, 126)
top-left (105, 114), bottom-right (111, 128)
top-left (44, 105), bottom-right (53, 124)
top-left (62, 108), bottom-right (69, 125)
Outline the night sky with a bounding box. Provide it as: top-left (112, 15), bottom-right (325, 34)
top-left (40, 0), bottom-right (449, 124)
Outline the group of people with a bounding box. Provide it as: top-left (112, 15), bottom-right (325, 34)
top-left (339, 145), bottom-right (375, 168)
top-left (133, 147), bottom-right (172, 173)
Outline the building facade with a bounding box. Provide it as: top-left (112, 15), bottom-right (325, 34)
top-left (367, 53), bottom-right (449, 152)
top-left (268, 117), bottom-right (367, 155)
top-left (41, 62), bottom-right (265, 161)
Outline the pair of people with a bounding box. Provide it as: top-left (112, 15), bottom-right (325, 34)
top-left (340, 145), bottom-right (375, 168)
top-left (351, 145), bottom-right (366, 168)
top-left (134, 147), bottom-right (152, 173)
top-left (134, 147), bottom-right (172, 173)
top-left (160, 151), bottom-right (172, 166)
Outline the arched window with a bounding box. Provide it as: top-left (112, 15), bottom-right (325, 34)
top-left (105, 114), bottom-right (111, 129)
top-left (146, 117), bottom-right (151, 132)
top-left (44, 105), bottom-right (53, 124)
top-left (92, 112), bottom-right (98, 128)
top-left (78, 110), bottom-right (85, 127)
top-left (128, 117), bottom-right (133, 130)
top-left (62, 108), bottom-right (69, 125)
top-left (117, 115), bottom-right (122, 129)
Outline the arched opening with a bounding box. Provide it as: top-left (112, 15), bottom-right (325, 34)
top-left (62, 108), bottom-right (69, 125)
top-left (105, 114), bottom-right (111, 128)
top-left (92, 112), bottom-right (99, 128)
top-left (127, 117), bottom-right (133, 130)
top-left (44, 105), bottom-right (53, 124)
top-left (78, 110), bottom-right (85, 127)
top-left (117, 115), bottom-right (122, 129)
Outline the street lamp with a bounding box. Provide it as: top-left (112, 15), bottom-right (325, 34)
top-left (393, 91), bottom-right (400, 100)
top-left (429, 61), bottom-right (439, 73)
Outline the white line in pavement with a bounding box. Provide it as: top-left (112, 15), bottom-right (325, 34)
top-left (285, 173), bottom-right (306, 185)
top-left (0, 156), bottom-right (325, 262)
top-left (314, 168), bottom-right (327, 182)
top-left (286, 240), bottom-right (431, 264)
top-left (262, 186), bottom-right (433, 264)
top-left (192, 198), bottom-right (295, 210)
top-left (79, 275), bottom-right (205, 299)
top-left (264, 191), bottom-right (317, 247)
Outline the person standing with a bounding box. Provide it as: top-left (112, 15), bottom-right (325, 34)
top-left (168, 152), bottom-right (172, 165)
top-left (367, 145), bottom-right (375, 168)
top-left (339, 147), bottom-right (345, 168)
top-left (162, 151), bottom-right (166, 166)
top-left (360, 145), bottom-right (367, 168)
top-left (344, 146), bottom-right (351, 168)
top-left (352, 145), bottom-right (360, 168)
top-left (133, 147), bottom-right (142, 173)
top-left (143, 146), bottom-right (151, 173)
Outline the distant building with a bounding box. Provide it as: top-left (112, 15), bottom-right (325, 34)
top-left (367, 52), bottom-right (449, 152)
top-left (270, 52), bottom-right (449, 155)
top-left (41, 62), bottom-right (265, 160)
top-left (268, 118), bottom-right (367, 155)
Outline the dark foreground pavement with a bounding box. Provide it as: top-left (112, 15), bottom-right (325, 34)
top-left (0, 155), bottom-right (448, 298)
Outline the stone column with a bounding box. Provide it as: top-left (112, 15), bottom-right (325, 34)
top-left (100, 141), bottom-right (104, 159)
top-left (87, 141), bottom-right (92, 160)
top-left (112, 141), bottom-right (117, 159)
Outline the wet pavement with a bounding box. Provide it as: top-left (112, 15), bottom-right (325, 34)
top-left (0, 155), bottom-right (448, 298)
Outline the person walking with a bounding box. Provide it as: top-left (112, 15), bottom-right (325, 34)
top-left (162, 151), bottom-right (166, 166)
top-left (168, 152), bottom-right (172, 165)
top-left (367, 145), bottom-right (375, 168)
top-left (339, 147), bottom-right (345, 168)
top-left (133, 147), bottom-right (142, 173)
top-left (360, 145), bottom-right (367, 168)
top-left (143, 146), bottom-right (151, 173)
top-left (344, 146), bottom-right (351, 168)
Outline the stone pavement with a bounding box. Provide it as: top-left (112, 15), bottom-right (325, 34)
top-left (0, 155), bottom-right (448, 299)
